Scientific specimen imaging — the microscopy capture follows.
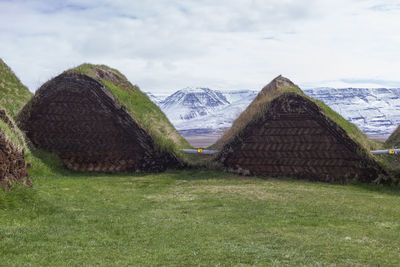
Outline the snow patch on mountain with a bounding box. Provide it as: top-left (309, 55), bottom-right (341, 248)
top-left (145, 92), bottom-right (167, 104)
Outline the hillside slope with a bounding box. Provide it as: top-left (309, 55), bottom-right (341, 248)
top-left (0, 59), bottom-right (32, 118)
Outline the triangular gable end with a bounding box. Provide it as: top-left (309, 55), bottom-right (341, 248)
top-left (215, 79), bottom-right (383, 183)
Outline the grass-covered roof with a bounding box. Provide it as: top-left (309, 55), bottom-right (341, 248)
top-left (64, 64), bottom-right (190, 153)
top-left (386, 125), bottom-right (400, 147)
top-left (215, 75), bottom-right (382, 155)
top-left (0, 59), bottom-right (32, 119)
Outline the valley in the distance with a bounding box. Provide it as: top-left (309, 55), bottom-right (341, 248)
top-left (147, 87), bottom-right (400, 147)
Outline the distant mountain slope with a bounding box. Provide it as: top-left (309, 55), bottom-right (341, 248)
top-left (160, 87), bottom-right (230, 122)
top-left (303, 88), bottom-right (400, 138)
top-left (172, 90), bottom-right (258, 132)
top-left (0, 59), bottom-right (32, 118)
top-left (147, 87), bottom-right (400, 139)
top-left (145, 92), bottom-right (166, 105)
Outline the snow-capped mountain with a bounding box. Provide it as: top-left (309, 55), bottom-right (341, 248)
top-left (160, 87), bottom-right (230, 122)
top-left (173, 90), bottom-right (258, 132)
top-left (147, 87), bottom-right (400, 140)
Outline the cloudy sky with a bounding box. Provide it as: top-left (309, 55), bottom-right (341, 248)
top-left (1, 0), bottom-right (400, 93)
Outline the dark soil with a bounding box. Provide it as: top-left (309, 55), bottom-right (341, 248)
top-left (0, 109), bottom-right (31, 189)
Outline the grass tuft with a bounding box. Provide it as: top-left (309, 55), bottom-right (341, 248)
top-left (0, 184), bottom-right (37, 210)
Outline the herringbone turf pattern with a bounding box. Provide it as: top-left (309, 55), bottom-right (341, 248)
top-left (218, 93), bottom-right (382, 182)
top-left (18, 73), bottom-right (180, 172)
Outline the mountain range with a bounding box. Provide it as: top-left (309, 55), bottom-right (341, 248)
top-left (147, 87), bottom-right (400, 140)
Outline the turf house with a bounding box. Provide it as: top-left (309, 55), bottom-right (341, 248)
top-left (17, 64), bottom-right (189, 172)
top-left (214, 75), bottom-right (384, 182)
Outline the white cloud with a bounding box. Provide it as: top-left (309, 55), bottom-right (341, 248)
top-left (0, 0), bottom-right (399, 93)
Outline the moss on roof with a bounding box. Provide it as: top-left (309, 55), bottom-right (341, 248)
top-left (215, 75), bottom-right (382, 154)
top-left (65, 63), bottom-right (191, 158)
top-left (0, 59), bottom-right (33, 119)
top-left (386, 125), bottom-right (400, 147)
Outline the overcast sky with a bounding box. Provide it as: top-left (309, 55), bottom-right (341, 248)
top-left (1, 0), bottom-right (400, 93)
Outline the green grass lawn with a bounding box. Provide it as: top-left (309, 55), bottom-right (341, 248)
top-left (1, 166), bottom-right (400, 266)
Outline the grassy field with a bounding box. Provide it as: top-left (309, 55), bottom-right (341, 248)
top-left (1, 157), bottom-right (400, 266)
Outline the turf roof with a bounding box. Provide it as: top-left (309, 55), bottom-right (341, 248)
top-left (64, 63), bottom-right (191, 157)
top-left (215, 75), bottom-right (382, 154)
top-left (386, 125), bottom-right (400, 147)
top-left (0, 59), bottom-right (32, 119)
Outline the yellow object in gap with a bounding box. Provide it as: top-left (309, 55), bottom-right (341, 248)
top-left (389, 148), bottom-right (395, 155)
top-left (197, 148), bottom-right (203, 153)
